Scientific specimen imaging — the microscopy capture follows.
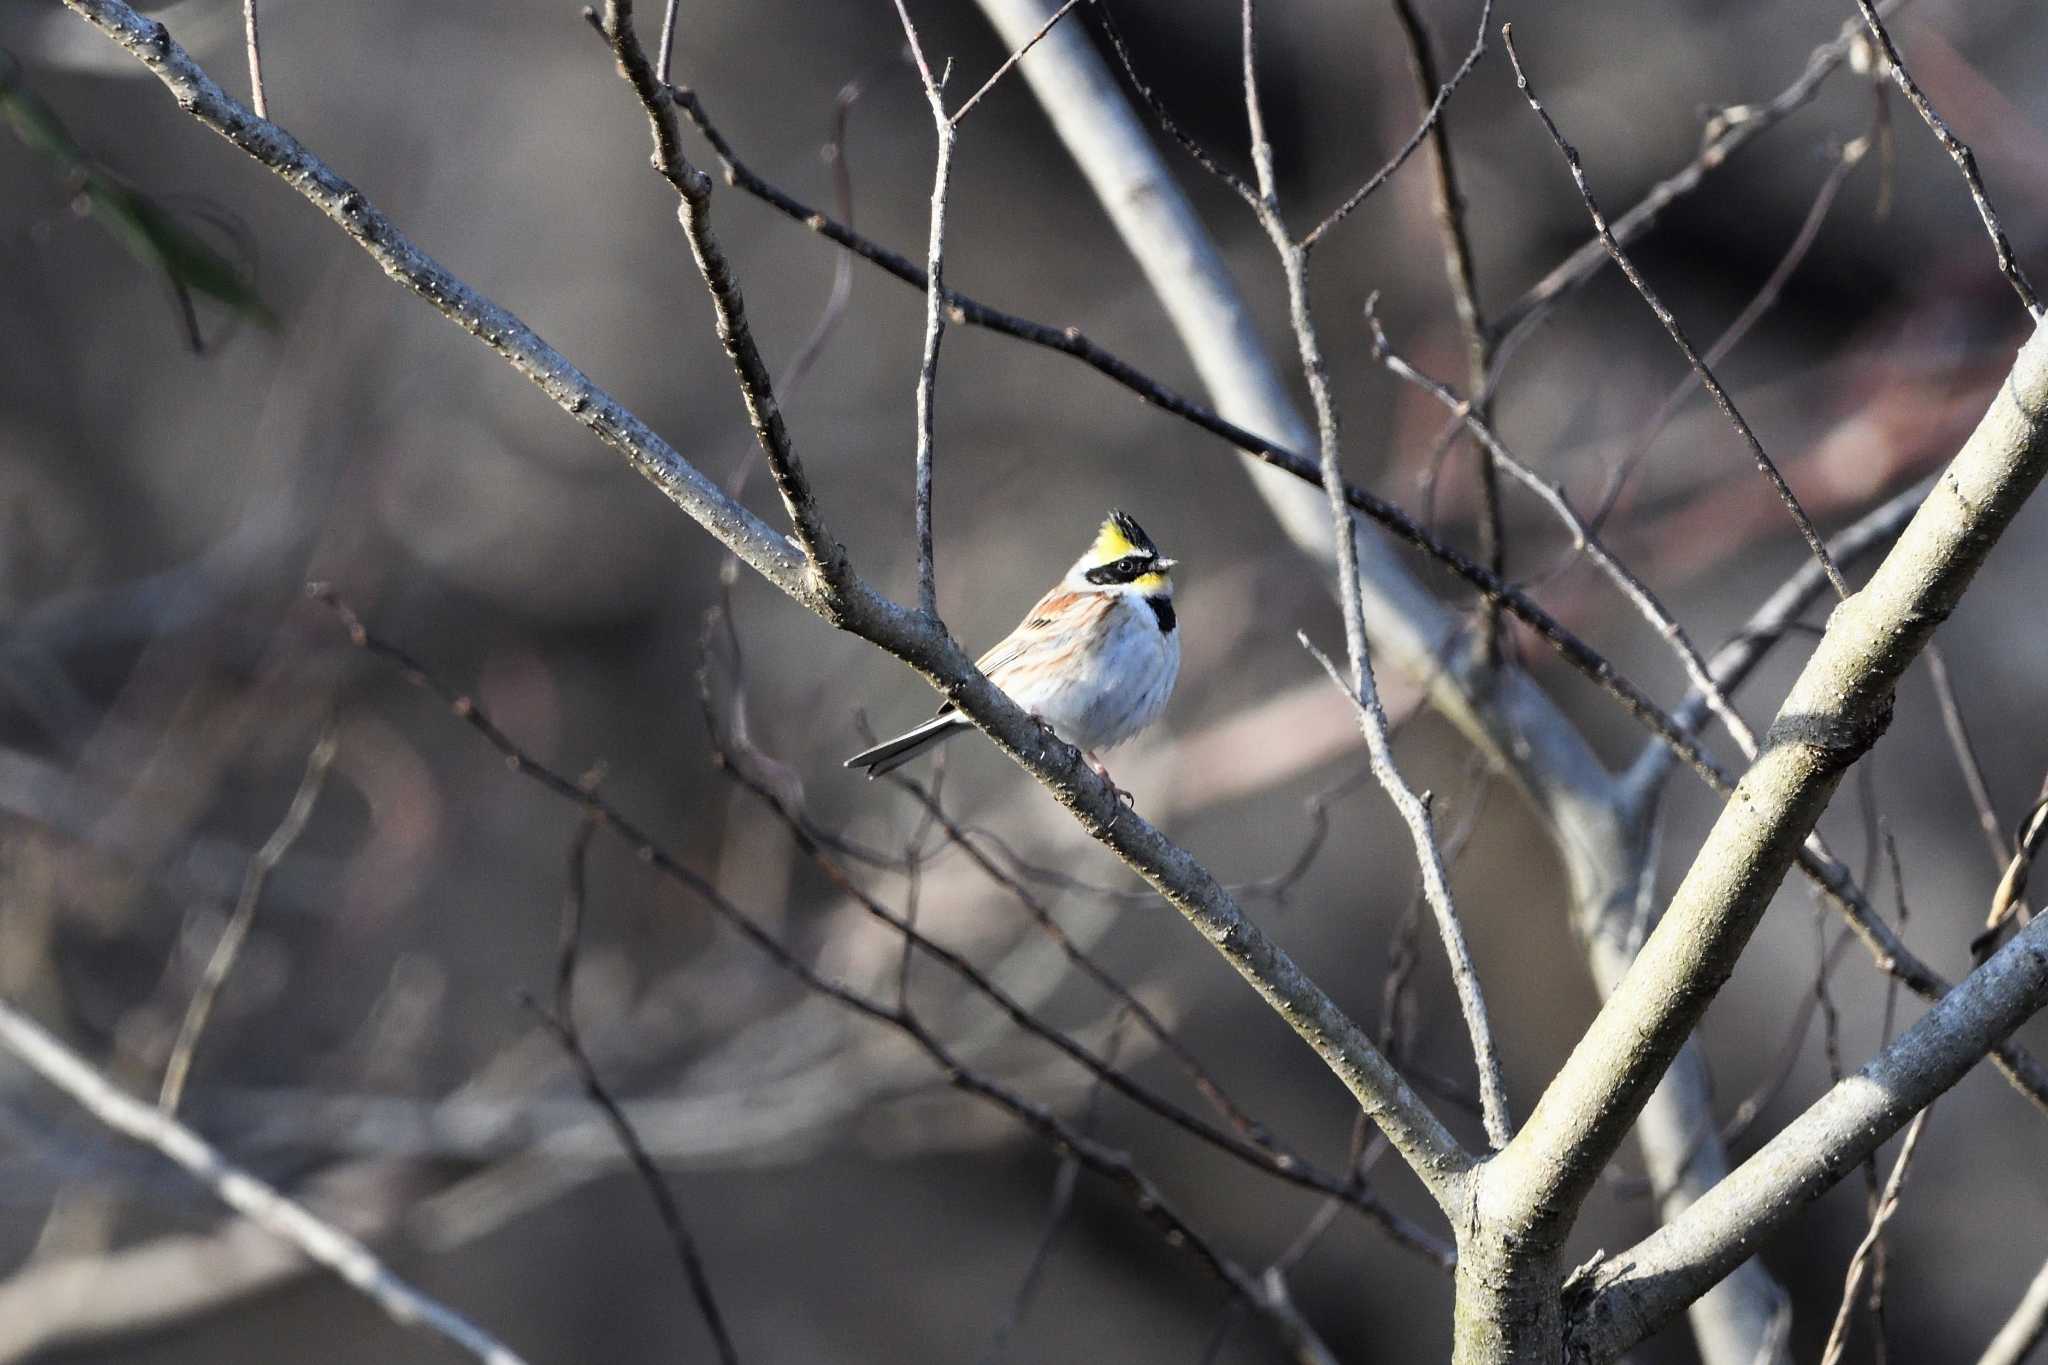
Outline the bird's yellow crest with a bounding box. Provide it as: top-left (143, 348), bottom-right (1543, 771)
top-left (1089, 509), bottom-right (1157, 565)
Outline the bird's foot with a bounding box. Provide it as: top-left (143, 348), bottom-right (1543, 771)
top-left (1086, 751), bottom-right (1135, 809)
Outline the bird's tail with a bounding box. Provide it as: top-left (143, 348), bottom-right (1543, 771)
top-left (843, 714), bottom-right (970, 778)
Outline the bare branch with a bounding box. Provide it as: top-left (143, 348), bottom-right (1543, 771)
top-left (891, 0), bottom-right (953, 619)
top-left (1571, 909), bottom-right (2048, 1361)
top-left (1502, 24), bottom-right (1849, 600)
top-left (1297, 0), bottom-right (1493, 251)
top-left (1979, 1253), bottom-right (2048, 1365)
top-left (949, 0), bottom-right (1087, 126)
top-left (1302, 636), bottom-right (1511, 1147)
top-left (0, 1002), bottom-right (530, 1365)
top-left (1488, 4), bottom-right (1903, 345)
top-left (1384, 0), bottom-right (1504, 655)
top-left (591, 0), bottom-right (851, 593)
top-left (1819, 1107), bottom-right (1932, 1365)
top-left (1927, 643), bottom-right (2009, 871)
top-left (240, 0), bottom-right (265, 117)
top-left (1490, 314), bottom-right (2048, 1243)
top-left (653, 0), bottom-right (679, 85)
top-left (1586, 136), bottom-right (1866, 541)
top-left (1240, 0), bottom-right (1509, 1146)
top-left (158, 720), bottom-right (338, 1114)
top-left (1366, 304), bottom-right (1759, 769)
top-left (1850, 0), bottom-right (2043, 317)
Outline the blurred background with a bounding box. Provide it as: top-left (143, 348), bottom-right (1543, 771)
top-left (3, 0), bottom-right (2047, 1360)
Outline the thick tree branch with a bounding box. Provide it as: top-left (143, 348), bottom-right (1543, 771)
top-left (1568, 909), bottom-right (2048, 1361)
top-left (1490, 315), bottom-right (2048, 1241)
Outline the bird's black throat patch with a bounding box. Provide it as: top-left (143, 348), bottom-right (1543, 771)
top-left (1145, 595), bottom-right (1176, 632)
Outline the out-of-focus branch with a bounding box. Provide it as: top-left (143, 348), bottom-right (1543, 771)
top-left (0, 1002), bottom-right (530, 1365)
top-left (532, 814), bottom-right (742, 1365)
top-left (158, 721), bottom-right (337, 1114)
top-left (1569, 909), bottom-right (2048, 1361)
top-left (1384, 0), bottom-right (1504, 654)
top-left (1979, 1253), bottom-right (2048, 1365)
top-left (1818, 1107), bottom-right (1931, 1365)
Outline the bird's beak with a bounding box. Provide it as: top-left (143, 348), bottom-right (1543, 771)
top-left (1155, 558), bottom-right (1177, 572)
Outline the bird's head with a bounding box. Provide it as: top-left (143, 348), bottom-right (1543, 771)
top-left (1071, 509), bottom-right (1176, 597)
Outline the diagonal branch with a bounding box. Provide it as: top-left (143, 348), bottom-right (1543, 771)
top-left (158, 720), bottom-right (338, 1114)
top-left (1569, 907), bottom-right (2048, 1361)
top-left (0, 1001), bottom-right (531, 1365)
top-left (1490, 314), bottom-right (2048, 1241)
top-left (1502, 25), bottom-right (1849, 600)
top-left (1850, 0), bottom-right (2042, 318)
top-left (1979, 1252), bottom-right (2048, 1365)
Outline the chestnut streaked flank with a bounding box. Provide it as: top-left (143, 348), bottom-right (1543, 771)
top-left (846, 510), bottom-right (1181, 785)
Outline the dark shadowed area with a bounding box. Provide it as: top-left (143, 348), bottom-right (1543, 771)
top-left (2, 0), bottom-right (2046, 1361)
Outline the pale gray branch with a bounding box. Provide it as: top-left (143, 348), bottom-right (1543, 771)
top-left (1570, 909), bottom-right (2048, 1361)
top-left (1979, 1252), bottom-right (2048, 1365)
top-left (0, 1001), bottom-right (530, 1365)
top-left (1490, 314), bottom-right (2048, 1248)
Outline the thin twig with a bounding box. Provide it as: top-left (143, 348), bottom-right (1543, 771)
top-left (653, 0), bottom-right (680, 86)
top-left (1241, 0), bottom-right (1509, 1146)
top-left (887, 777), bottom-right (1282, 1153)
top-left (0, 1001), bottom-right (530, 1365)
top-left (1926, 643), bottom-right (2007, 870)
top-left (1818, 1107), bottom-right (1933, 1365)
top-left (1850, 0), bottom-right (2042, 317)
top-left (1583, 135), bottom-right (1866, 545)
top-left (1303, 635), bottom-right (1512, 1148)
top-left (1298, 0), bottom-right (1493, 250)
top-left (158, 721), bottom-right (338, 1114)
top-left (1367, 302), bottom-right (1760, 766)
top-left (1978, 1253), bottom-right (2048, 1365)
top-left (1386, 0), bottom-right (1503, 656)
top-left (240, 0), bottom-right (266, 117)
top-left (1501, 24), bottom-right (1849, 600)
top-left (592, 0), bottom-right (851, 592)
top-left (1488, 3), bottom-right (1905, 345)
top-left (949, 0), bottom-right (1088, 126)
top-left (531, 815), bottom-right (741, 1365)
top-left (893, 0), bottom-right (953, 619)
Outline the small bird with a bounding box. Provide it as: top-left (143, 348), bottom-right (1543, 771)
top-left (845, 510), bottom-right (1181, 789)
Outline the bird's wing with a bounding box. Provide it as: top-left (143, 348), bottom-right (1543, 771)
top-left (974, 589), bottom-right (1111, 685)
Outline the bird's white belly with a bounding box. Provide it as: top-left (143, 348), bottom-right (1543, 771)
top-left (1012, 600), bottom-right (1180, 753)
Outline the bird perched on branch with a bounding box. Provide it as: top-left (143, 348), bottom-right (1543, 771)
top-left (845, 510), bottom-right (1180, 792)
